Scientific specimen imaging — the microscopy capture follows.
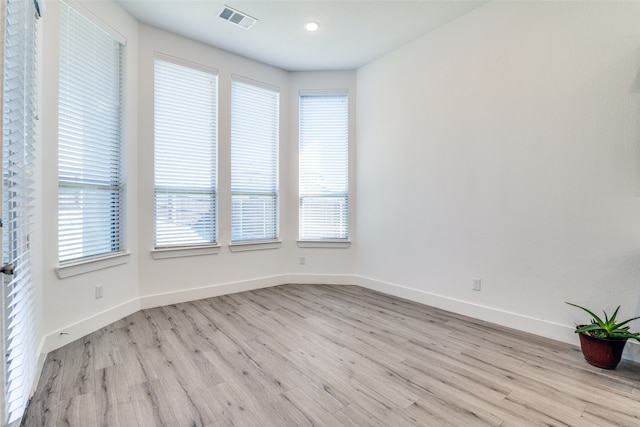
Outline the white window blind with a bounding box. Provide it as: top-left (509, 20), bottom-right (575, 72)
top-left (299, 93), bottom-right (349, 240)
top-left (154, 57), bottom-right (217, 247)
top-left (2, 0), bottom-right (39, 424)
top-left (231, 78), bottom-right (279, 243)
top-left (58, 1), bottom-right (124, 263)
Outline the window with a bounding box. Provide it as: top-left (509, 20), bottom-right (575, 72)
top-left (2, 0), bottom-right (40, 424)
top-left (154, 57), bottom-right (217, 248)
top-left (230, 77), bottom-right (279, 243)
top-left (58, 1), bottom-right (125, 263)
top-left (299, 92), bottom-right (349, 240)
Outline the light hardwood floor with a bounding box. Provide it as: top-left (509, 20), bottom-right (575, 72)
top-left (22, 284), bottom-right (640, 426)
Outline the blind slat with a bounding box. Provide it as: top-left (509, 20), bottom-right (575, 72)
top-left (2, 0), bottom-right (39, 424)
top-left (230, 79), bottom-right (279, 243)
top-left (58, 1), bottom-right (125, 264)
top-left (299, 94), bottom-right (349, 240)
top-left (154, 58), bottom-right (217, 248)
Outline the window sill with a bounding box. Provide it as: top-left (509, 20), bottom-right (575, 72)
top-left (229, 240), bottom-right (282, 252)
top-left (56, 252), bottom-right (131, 279)
top-left (151, 245), bottom-right (221, 259)
top-left (297, 240), bottom-right (351, 248)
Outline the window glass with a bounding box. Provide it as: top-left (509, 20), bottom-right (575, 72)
top-left (58, 1), bottom-right (125, 262)
top-left (154, 58), bottom-right (217, 247)
top-left (299, 93), bottom-right (349, 240)
top-left (231, 78), bottom-right (279, 243)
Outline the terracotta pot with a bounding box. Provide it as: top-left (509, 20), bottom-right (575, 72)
top-left (578, 331), bottom-right (627, 369)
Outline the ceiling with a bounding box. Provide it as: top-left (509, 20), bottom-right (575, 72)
top-left (115, 0), bottom-right (486, 71)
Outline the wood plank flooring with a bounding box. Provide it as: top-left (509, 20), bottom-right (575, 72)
top-left (22, 284), bottom-right (640, 426)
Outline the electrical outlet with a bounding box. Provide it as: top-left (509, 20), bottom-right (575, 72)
top-left (95, 284), bottom-right (103, 299)
top-left (472, 278), bottom-right (481, 291)
top-left (299, 256), bottom-right (306, 265)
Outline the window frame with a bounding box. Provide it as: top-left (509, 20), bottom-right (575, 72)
top-left (230, 75), bottom-right (280, 246)
top-left (57, 0), bottom-right (126, 267)
top-left (298, 90), bottom-right (350, 245)
top-left (152, 54), bottom-right (219, 252)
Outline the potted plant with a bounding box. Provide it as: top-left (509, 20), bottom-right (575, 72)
top-left (566, 302), bottom-right (640, 369)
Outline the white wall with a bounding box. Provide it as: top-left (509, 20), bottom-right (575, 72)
top-left (356, 0), bottom-right (640, 356)
top-left (39, 1), bottom-right (357, 353)
top-left (38, 0), bottom-right (640, 366)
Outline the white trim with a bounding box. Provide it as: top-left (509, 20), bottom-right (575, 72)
top-left (30, 337), bottom-right (47, 409)
top-left (17, 337), bottom-right (48, 427)
top-left (229, 241), bottom-right (282, 252)
top-left (55, 252), bottom-right (131, 279)
top-left (139, 275), bottom-right (290, 309)
top-left (354, 276), bottom-right (640, 363)
top-left (42, 297), bottom-right (140, 354)
top-left (154, 52), bottom-right (219, 76)
top-left (356, 276), bottom-right (575, 343)
top-left (151, 245), bottom-right (221, 259)
top-left (40, 275), bottom-right (356, 354)
top-left (62, 0), bottom-right (126, 45)
top-left (38, 274), bottom-right (640, 366)
top-left (231, 74), bottom-right (280, 93)
top-left (286, 274), bottom-right (358, 286)
top-left (624, 339), bottom-right (640, 362)
top-left (297, 240), bottom-right (351, 248)
top-left (299, 88), bottom-right (349, 95)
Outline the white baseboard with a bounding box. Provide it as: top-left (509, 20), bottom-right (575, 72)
top-left (355, 275), bottom-right (574, 342)
top-left (43, 297), bottom-right (140, 354)
top-left (286, 273), bottom-right (359, 286)
top-left (623, 339), bottom-right (640, 362)
top-left (40, 274), bottom-right (640, 364)
top-left (28, 337), bottom-right (48, 406)
top-left (42, 277), bottom-right (291, 353)
top-left (139, 275), bottom-right (290, 309)
top-left (139, 274), bottom-right (359, 308)
top-left (42, 274), bottom-right (359, 356)
top-left (355, 275), bottom-right (640, 363)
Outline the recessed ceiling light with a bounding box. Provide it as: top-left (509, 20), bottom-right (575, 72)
top-left (305, 21), bottom-right (319, 32)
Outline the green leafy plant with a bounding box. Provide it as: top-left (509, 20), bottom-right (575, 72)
top-left (566, 302), bottom-right (640, 341)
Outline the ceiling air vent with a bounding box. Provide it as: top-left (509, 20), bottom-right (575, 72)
top-left (218, 5), bottom-right (257, 29)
